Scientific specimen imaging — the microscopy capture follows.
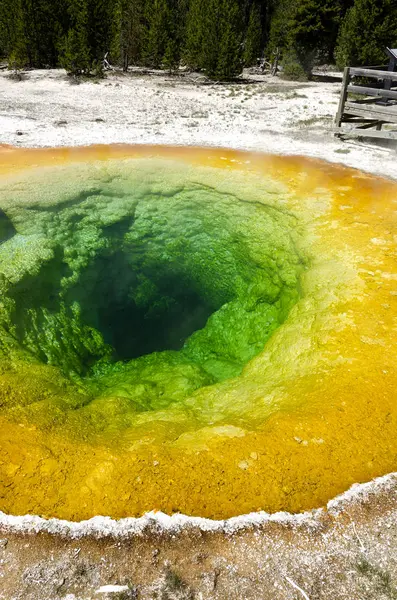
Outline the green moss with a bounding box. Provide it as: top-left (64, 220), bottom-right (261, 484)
top-left (0, 159), bottom-right (305, 433)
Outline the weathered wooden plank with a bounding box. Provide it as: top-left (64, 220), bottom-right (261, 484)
top-left (349, 97), bottom-right (386, 105)
top-left (349, 67), bottom-right (397, 81)
top-left (336, 128), bottom-right (397, 140)
top-left (347, 85), bottom-right (397, 100)
top-left (343, 102), bottom-right (397, 122)
top-left (344, 101), bottom-right (393, 113)
top-left (344, 107), bottom-right (397, 120)
top-left (335, 67), bottom-right (350, 128)
top-left (356, 121), bottom-right (384, 130)
top-left (343, 110), bottom-right (397, 123)
top-left (342, 117), bottom-right (380, 123)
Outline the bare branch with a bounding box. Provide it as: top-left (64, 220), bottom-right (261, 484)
top-left (352, 521), bottom-right (366, 552)
top-left (285, 576), bottom-right (310, 600)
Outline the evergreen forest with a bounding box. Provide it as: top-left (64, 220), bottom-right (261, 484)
top-left (0, 0), bottom-right (397, 80)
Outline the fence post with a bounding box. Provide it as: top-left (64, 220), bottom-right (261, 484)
top-left (335, 67), bottom-right (350, 129)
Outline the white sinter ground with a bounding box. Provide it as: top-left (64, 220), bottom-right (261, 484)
top-left (0, 67), bottom-right (396, 178)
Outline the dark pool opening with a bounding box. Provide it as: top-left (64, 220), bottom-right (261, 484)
top-left (69, 250), bottom-right (220, 362)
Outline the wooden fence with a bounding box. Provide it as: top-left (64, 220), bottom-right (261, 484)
top-left (335, 67), bottom-right (397, 140)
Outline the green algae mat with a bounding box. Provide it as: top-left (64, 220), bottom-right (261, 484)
top-left (0, 145), bottom-right (396, 520)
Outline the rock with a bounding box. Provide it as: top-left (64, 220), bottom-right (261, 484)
top-left (95, 585), bottom-right (137, 598)
top-left (96, 584), bottom-right (129, 594)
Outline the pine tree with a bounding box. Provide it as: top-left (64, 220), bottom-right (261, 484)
top-left (143, 0), bottom-right (169, 68)
top-left (23, 0), bottom-right (69, 67)
top-left (215, 0), bottom-right (244, 79)
top-left (61, 0), bottom-right (91, 75)
top-left (184, 0), bottom-right (244, 79)
top-left (267, 0), bottom-right (294, 55)
top-left (244, 2), bottom-right (263, 66)
top-left (60, 0), bottom-right (116, 76)
top-left (8, 30), bottom-right (29, 75)
top-left (0, 0), bottom-right (67, 68)
top-left (162, 0), bottom-right (187, 72)
top-left (0, 0), bottom-right (28, 70)
top-left (163, 38), bottom-right (180, 72)
top-left (0, 0), bottom-right (21, 58)
top-left (6, 0), bottom-right (389, 80)
top-left (268, 0), bottom-right (345, 79)
top-left (290, 0), bottom-right (344, 62)
top-left (184, 0), bottom-right (206, 70)
top-left (335, 0), bottom-right (397, 68)
top-left (86, 0), bottom-right (115, 64)
top-left (112, 0), bottom-right (145, 71)
top-left (182, 0), bottom-right (206, 69)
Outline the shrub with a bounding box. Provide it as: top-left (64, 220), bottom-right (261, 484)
top-left (61, 28), bottom-right (91, 76)
top-left (281, 47), bottom-right (314, 80)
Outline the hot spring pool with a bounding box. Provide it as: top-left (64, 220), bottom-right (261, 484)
top-left (0, 145), bottom-right (395, 520)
